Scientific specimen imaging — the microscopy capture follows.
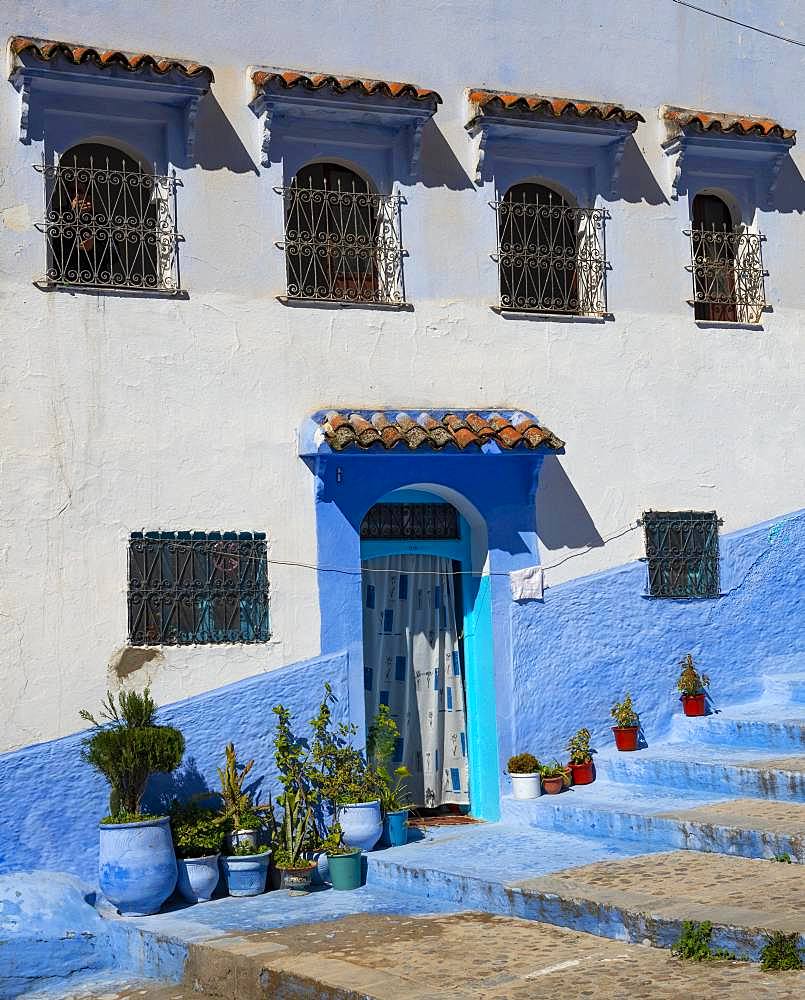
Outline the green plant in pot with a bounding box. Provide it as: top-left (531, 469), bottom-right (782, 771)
top-left (676, 654), bottom-right (710, 718)
top-left (610, 693), bottom-right (641, 751)
top-left (216, 742), bottom-right (271, 852)
top-left (267, 703), bottom-right (318, 895)
top-left (540, 760), bottom-right (571, 795)
top-left (80, 688), bottom-right (184, 915)
top-left (170, 800), bottom-right (224, 903)
top-left (565, 728), bottom-right (595, 785)
top-left (368, 704), bottom-right (411, 847)
top-left (507, 753), bottom-right (542, 800)
top-left (321, 823), bottom-right (362, 891)
top-left (310, 683), bottom-right (385, 852)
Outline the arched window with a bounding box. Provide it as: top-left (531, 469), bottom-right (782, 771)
top-left (496, 183), bottom-right (581, 314)
top-left (40, 143), bottom-right (179, 291)
top-left (690, 193), bottom-right (738, 322)
top-left (280, 161), bottom-right (404, 304)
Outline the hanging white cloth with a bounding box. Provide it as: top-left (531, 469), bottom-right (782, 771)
top-left (362, 554), bottom-right (469, 807)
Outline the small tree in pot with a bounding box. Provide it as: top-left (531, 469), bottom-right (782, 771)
top-left (566, 728), bottom-right (595, 785)
top-left (677, 654), bottom-right (710, 717)
top-left (80, 688), bottom-right (184, 915)
top-left (610, 693), bottom-right (640, 751)
top-left (507, 753), bottom-right (542, 799)
top-left (368, 705), bottom-right (411, 847)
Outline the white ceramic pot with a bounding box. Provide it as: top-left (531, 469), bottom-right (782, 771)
top-left (227, 828), bottom-right (258, 852)
top-left (510, 772), bottom-right (542, 799)
top-left (176, 854), bottom-right (220, 903)
top-left (337, 800), bottom-right (382, 852)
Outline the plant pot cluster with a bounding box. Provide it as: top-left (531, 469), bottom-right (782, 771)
top-left (506, 735), bottom-right (592, 800)
top-left (81, 685), bottom-right (413, 915)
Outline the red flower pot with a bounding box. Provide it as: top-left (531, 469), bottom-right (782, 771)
top-left (682, 693), bottom-right (706, 717)
top-left (569, 759), bottom-right (595, 785)
top-left (612, 726), bottom-right (639, 751)
top-left (542, 776), bottom-right (565, 795)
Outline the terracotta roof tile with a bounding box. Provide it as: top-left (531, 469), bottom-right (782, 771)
top-left (10, 36), bottom-right (213, 82)
top-left (321, 411), bottom-right (564, 452)
top-left (468, 89), bottom-right (644, 125)
top-left (252, 68), bottom-right (441, 104)
top-left (663, 105), bottom-right (795, 141)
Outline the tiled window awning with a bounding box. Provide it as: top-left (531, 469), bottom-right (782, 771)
top-left (662, 106), bottom-right (795, 142)
top-left (9, 36), bottom-right (214, 80)
top-left (318, 411), bottom-right (565, 452)
top-left (251, 69), bottom-right (440, 106)
top-left (467, 90), bottom-right (644, 127)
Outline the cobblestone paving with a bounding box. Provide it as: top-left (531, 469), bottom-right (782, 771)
top-left (659, 796), bottom-right (805, 835)
top-left (176, 911), bottom-right (805, 1000)
top-left (743, 756), bottom-right (805, 773)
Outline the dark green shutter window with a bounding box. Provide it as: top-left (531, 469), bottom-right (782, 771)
top-left (643, 511), bottom-right (720, 599)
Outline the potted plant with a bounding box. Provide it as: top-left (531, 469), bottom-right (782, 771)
top-left (540, 760), bottom-right (571, 795)
top-left (322, 823), bottom-right (362, 891)
top-left (310, 684), bottom-right (384, 852)
top-left (368, 705), bottom-right (411, 847)
top-left (221, 841), bottom-right (271, 896)
top-left (215, 742), bottom-right (270, 851)
top-left (170, 800), bottom-right (224, 903)
top-left (507, 753), bottom-right (542, 799)
top-left (80, 688), bottom-right (184, 916)
top-left (267, 703), bottom-right (318, 895)
top-left (677, 654), bottom-right (710, 717)
top-left (565, 728), bottom-right (595, 785)
top-left (610, 693), bottom-right (640, 751)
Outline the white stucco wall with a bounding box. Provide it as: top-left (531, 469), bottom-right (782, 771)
top-left (1, 0), bottom-right (804, 751)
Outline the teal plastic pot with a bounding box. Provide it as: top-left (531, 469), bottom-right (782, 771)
top-left (327, 850), bottom-right (362, 890)
top-left (382, 810), bottom-right (409, 848)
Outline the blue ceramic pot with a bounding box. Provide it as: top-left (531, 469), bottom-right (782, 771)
top-left (98, 816), bottom-right (177, 916)
top-left (338, 801), bottom-right (382, 852)
top-left (221, 851), bottom-right (270, 896)
top-left (383, 809), bottom-right (409, 848)
top-left (176, 855), bottom-right (220, 903)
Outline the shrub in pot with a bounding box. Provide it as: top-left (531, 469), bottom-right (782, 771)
top-left (540, 760), bottom-right (571, 795)
top-left (677, 654), bottom-right (710, 717)
top-left (80, 688), bottom-right (184, 916)
top-left (322, 824), bottom-right (362, 891)
top-left (221, 842), bottom-right (270, 896)
top-left (368, 705), bottom-right (411, 847)
top-left (170, 801), bottom-right (224, 903)
top-left (216, 742), bottom-right (271, 851)
top-left (565, 728), bottom-right (595, 785)
top-left (507, 753), bottom-right (542, 800)
top-left (610, 693), bottom-right (640, 751)
top-left (310, 684), bottom-right (384, 852)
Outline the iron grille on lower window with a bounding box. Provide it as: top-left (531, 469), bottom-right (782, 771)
top-left (35, 154), bottom-right (182, 292)
top-left (128, 532), bottom-right (270, 645)
top-left (642, 511), bottom-right (720, 599)
top-left (684, 225), bottom-right (766, 324)
top-left (491, 197), bottom-right (608, 315)
top-left (361, 504), bottom-right (459, 540)
top-left (275, 183), bottom-right (405, 304)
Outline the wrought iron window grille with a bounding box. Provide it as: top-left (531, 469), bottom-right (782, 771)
top-left (684, 223), bottom-right (767, 324)
top-left (491, 195), bottom-right (609, 316)
top-left (640, 511), bottom-right (721, 599)
top-left (35, 154), bottom-right (183, 292)
top-left (127, 532), bottom-right (270, 646)
top-left (361, 503), bottom-right (459, 541)
top-left (275, 179), bottom-right (406, 305)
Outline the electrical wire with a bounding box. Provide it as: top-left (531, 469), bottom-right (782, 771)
top-left (671, 0), bottom-right (805, 47)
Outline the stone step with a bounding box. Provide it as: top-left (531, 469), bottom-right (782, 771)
top-left (500, 785), bottom-right (805, 860)
top-left (762, 670), bottom-right (805, 705)
top-left (668, 707), bottom-right (805, 752)
top-left (593, 745), bottom-right (805, 802)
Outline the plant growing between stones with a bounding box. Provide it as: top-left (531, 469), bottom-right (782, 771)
top-left (676, 654), bottom-right (710, 696)
top-left (507, 752), bottom-right (541, 774)
top-left (80, 688), bottom-right (184, 819)
top-left (759, 930), bottom-right (803, 971)
top-left (671, 920), bottom-right (739, 962)
top-left (610, 693), bottom-right (639, 729)
top-left (772, 852), bottom-right (792, 863)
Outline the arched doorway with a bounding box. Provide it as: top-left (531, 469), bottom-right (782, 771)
top-left (360, 489), bottom-right (472, 812)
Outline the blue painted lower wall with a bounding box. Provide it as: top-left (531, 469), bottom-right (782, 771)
top-left (0, 652), bottom-right (349, 884)
top-left (512, 510), bottom-right (805, 761)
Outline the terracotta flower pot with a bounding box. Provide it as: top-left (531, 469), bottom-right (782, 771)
top-left (612, 726), bottom-right (639, 751)
top-left (682, 693), bottom-right (706, 717)
top-left (568, 759), bottom-right (595, 785)
top-left (542, 776), bottom-right (565, 795)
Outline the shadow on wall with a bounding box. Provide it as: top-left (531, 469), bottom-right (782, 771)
top-left (769, 155), bottom-right (805, 214)
top-left (418, 119), bottom-right (475, 191)
top-left (535, 456), bottom-right (604, 552)
top-left (616, 135), bottom-right (668, 206)
top-left (191, 93), bottom-right (259, 174)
